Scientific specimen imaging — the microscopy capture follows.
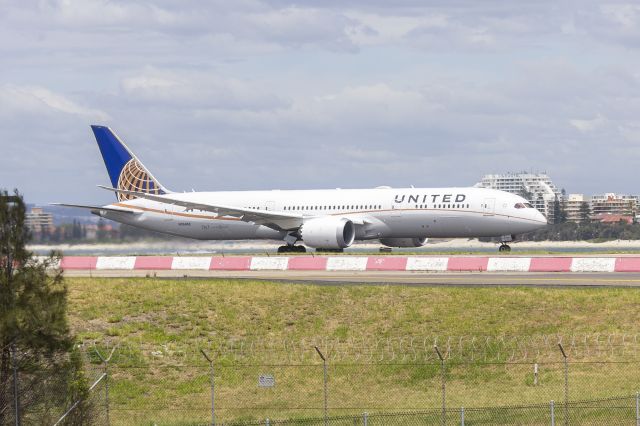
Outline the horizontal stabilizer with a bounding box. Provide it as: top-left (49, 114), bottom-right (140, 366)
top-left (51, 203), bottom-right (140, 215)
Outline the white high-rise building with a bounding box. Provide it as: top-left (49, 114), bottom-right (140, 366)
top-left (25, 207), bottom-right (54, 233)
top-left (590, 193), bottom-right (638, 217)
top-left (475, 173), bottom-right (562, 223)
top-left (565, 194), bottom-right (591, 223)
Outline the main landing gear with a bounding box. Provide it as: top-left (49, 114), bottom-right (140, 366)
top-left (278, 232), bottom-right (306, 253)
top-left (277, 245), bottom-right (307, 254)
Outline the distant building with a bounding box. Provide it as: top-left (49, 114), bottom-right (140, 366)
top-left (475, 172), bottom-right (562, 223)
top-left (25, 207), bottom-right (54, 233)
top-left (590, 193), bottom-right (638, 217)
top-left (84, 224), bottom-right (98, 240)
top-left (592, 213), bottom-right (634, 224)
top-left (565, 194), bottom-right (591, 223)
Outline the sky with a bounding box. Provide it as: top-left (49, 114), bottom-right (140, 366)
top-left (1, 0), bottom-right (640, 204)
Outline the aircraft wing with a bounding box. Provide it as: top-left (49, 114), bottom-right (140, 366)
top-left (51, 203), bottom-right (141, 215)
top-left (98, 186), bottom-right (303, 230)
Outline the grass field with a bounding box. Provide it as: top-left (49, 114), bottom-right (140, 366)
top-left (66, 278), bottom-right (640, 424)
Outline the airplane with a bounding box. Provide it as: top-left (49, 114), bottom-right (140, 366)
top-left (57, 125), bottom-right (547, 253)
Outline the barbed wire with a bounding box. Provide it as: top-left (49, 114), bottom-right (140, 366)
top-left (75, 333), bottom-right (640, 365)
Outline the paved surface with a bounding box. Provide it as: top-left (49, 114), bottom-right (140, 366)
top-left (63, 270), bottom-right (640, 287)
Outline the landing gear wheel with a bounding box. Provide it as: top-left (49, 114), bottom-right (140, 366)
top-left (277, 245), bottom-right (307, 254)
top-left (316, 248), bottom-right (344, 253)
top-left (498, 244), bottom-right (511, 253)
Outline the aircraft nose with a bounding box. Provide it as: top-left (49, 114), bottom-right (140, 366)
top-left (534, 210), bottom-right (547, 226)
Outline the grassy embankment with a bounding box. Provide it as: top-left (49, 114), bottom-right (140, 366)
top-left (67, 278), bottom-right (640, 424)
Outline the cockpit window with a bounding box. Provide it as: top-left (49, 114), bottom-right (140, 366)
top-left (524, 203), bottom-right (533, 208)
top-left (514, 203), bottom-right (525, 209)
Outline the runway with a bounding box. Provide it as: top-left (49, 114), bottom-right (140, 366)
top-left (63, 270), bottom-right (640, 288)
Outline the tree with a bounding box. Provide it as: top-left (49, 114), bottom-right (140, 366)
top-left (96, 218), bottom-right (108, 241)
top-left (559, 189), bottom-right (568, 223)
top-left (553, 194), bottom-right (568, 225)
top-left (553, 196), bottom-right (562, 224)
top-left (0, 190), bottom-right (76, 423)
top-left (579, 201), bottom-right (591, 223)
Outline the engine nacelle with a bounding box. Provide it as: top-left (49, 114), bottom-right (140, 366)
top-left (380, 237), bottom-right (428, 248)
top-left (300, 217), bottom-right (355, 249)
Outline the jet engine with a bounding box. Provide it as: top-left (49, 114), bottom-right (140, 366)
top-left (300, 217), bottom-right (355, 249)
top-left (380, 237), bottom-right (428, 248)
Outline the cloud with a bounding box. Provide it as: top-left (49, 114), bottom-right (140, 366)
top-left (243, 6), bottom-right (360, 51)
top-left (570, 114), bottom-right (608, 133)
top-left (120, 70), bottom-right (289, 111)
top-left (0, 84), bottom-right (110, 121)
top-left (2, 0), bottom-right (640, 202)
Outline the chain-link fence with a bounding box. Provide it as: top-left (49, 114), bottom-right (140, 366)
top-left (109, 361), bottom-right (638, 425)
top-left (5, 335), bottom-right (640, 424)
top-left (1, 343), bottom-right (107, 425)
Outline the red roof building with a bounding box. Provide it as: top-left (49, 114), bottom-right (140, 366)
top-left (592, 214), bottom-right (634, 224)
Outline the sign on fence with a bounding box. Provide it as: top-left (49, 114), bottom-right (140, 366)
top-left (258, 374), bottom-right (275, 388)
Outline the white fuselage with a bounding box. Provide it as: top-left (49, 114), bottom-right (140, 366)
top-left (97, 187), bottom-right (547, 242)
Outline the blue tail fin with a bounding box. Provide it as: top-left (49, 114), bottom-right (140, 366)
top-left (91, 125), bottom-right (168, 201)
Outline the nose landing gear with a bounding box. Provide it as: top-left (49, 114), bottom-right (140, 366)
top-left (498, 243), bottom-right (511, 253)
top-left (498, 234), bottom-right (514, 253)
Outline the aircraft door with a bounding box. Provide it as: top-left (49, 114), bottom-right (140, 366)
top-left (266, 201), bottom-right (275, 211)
top-left (483, 198), bottom-right (495, 216)
top-left (162, 203), bottom-right (175, 222)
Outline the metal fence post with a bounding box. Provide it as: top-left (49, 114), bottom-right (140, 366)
top-left (95, 346), bottom-right (116, 426)
top-left (200, 349), bottom-right (216, 426)
top-left (550, 400), bottom-right (555, 426)
top-left (434, 345), bottom-right (445, 426)
top-left (460, 407), bottom-right (465, 426)
top-left (54, 372), bottom-right (107, 426)
top-left (11, 344), bottom-right (19, 426)
top-left (363, 412), bottom-right (368, 426)
top-left (558, 343), bottom-right (568, 426)
top-left (636, 392), bottom-right (639, 426)
top-left (314, 346), bottom-right (328, 426)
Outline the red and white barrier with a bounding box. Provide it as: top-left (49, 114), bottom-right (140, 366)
top-left (57, 255), bottom-right (640, 272)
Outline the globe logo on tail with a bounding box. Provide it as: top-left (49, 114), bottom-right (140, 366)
top-left (117, 158), bottom-right (162, 201)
